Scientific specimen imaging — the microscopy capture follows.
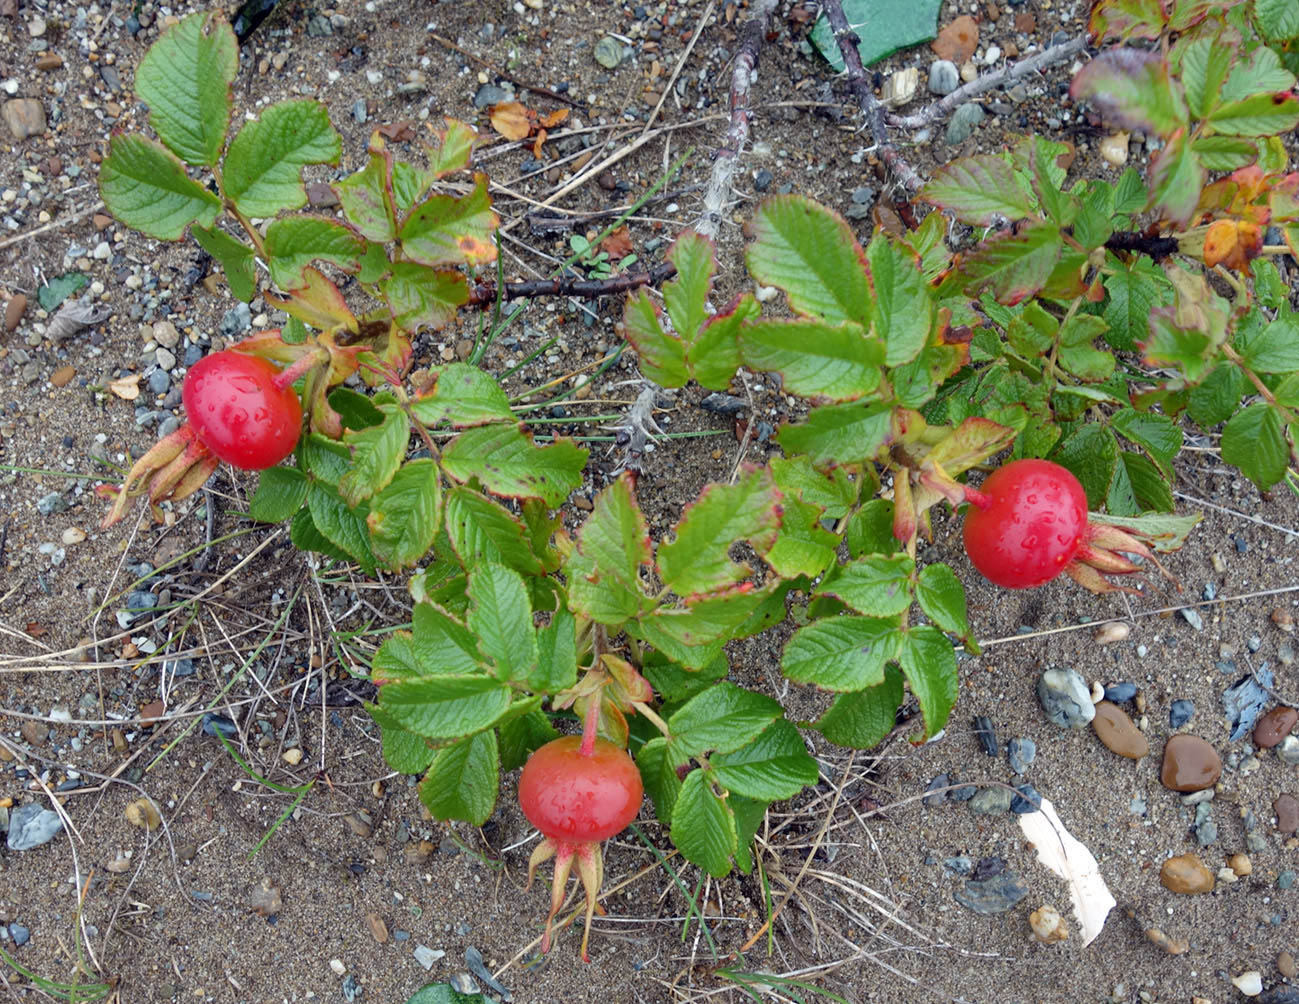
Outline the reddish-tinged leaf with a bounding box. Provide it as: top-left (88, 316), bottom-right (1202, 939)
top-left (539, 107), bottom-right (570, 129)
top-left (1088, 0), bottom-right (1166, 42)
top-left (1202, 218), bottom-right (1262, 271)
top-left (953, 220), bottom-right (1061, 305)
top-left (622, 290), bottom-right (688, 387)
top-left (426, 119), bottom-right (479, 177)
top-left (564, 474), bottom-right (653, 626)
top-left (601, 225), bottom-right (634, 259)
top-left (1070, 48), bottom-right (1187, 136)
top-left (1147, 129), bottom-right (1204, 226)
top-left (920, 154), bottom-right (1037, 224)
top-left (1208, 92), bottom-right (1299, 137)
top-left (399, 172), bottom-right (498, 266)
top-left (264, 266), bottom-right (358, 333)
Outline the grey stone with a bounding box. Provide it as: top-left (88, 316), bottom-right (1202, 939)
top-left (36, 491), bottom-right (67, 516)
top-left (6, 803), bottom-right (63, 850)
top-left (472, 84), bottom-right (510, 109)
top-left (464, 946), bottom-right (511, 1000)
top-left (1223, 664), bottom-right (1274, 741)
top-left (147, 369), bottom-right (170, 395)
top-left (1037, 668), bottom-right (1095, 728)
top-left (954, 871), bottom-right (1029, 914)
top-left (352, 99), bottom-right (367, 123)
top-left (1193, 803), bottom-right (1217, 846)
top-left (155, 347), bottom-right (176, 371)
top-left (1007, 737), bottom-right (1036, 775)
top-left (158, 415), bottom-right (183, 438)
top-left (943, 855), bottom-right (973, 875)
top-left (928, 60), bottom-right (959, 95)
top-left (923, 773), bottom-right (950, 807)
top-left (307, 14), bottom-right (332, 35)
top-left (1179, 607), bottom-right (1204, 631)
top-left (1169, 699), bottom-right (1195, 729)
top-left (969, 787), bottom-right (1012, 815)
top-left (594, 37), bottom-right (624, 69)
top-left (218, 303), bottom-right (251, 337)
top-left (8, 923), bottom-right (29, 947)
top-left (1010, 784), bottom-right (1042, 814)
top-left (944, 103), bottom-right (985, 145)
top-left (413, 945), bottom-right (445, 970)
top-left (1277, 734), bottom-right (1299, 765)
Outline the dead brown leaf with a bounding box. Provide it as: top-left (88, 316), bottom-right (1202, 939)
top-left (109, 373), bottom-right (141, 400)
top-left (600, 226), bottom-right (634, 259)
top-left (490, 101), bottom-right (532, 141)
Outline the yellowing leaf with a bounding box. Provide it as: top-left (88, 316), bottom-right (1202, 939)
top-left (489, 101), bottom-right (531, 141)
top-left (110, 374), bottom-right (142, 400)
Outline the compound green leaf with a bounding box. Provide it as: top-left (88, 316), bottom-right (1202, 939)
top-left (813, 665), bottom-right (904, 749)
top-left (815, 554), bottom-right (915, 617)
top-left (264, 216), bottom-right (365, 289)
top-left (1221, 45), bottom-right (1297, 103)
top-left (1191, 135), bottom-right (1258, 171)
top-left (399, 172), bottom-right (497, 267)
top-left (637, 737), bottom-right (684, 823)
top-left (622, 290), bottom-right (688, 387)
top-left (1221, 402), bottom-right (1289, 490)
top-left (664, 231), bottom-right (713, 353)
top-left (1070, 48), bottom-right (1187, 135)
top-left (467, 563), bottom-right (536, 684)
top-left (249, 466), bottom-right (307, 523)
top-left (135, 10), bottom-right (236, 167)
top-left (690, 294), bottom-right (756, 390)
top-left (385, 601), bottom-right (484, 680)
top-left (383, 262), bottom-right (468, 332)
top-left (530, 606), bottom-right (577, 694)
top-left (763, 495), bottom-right (838, 579)
top-left (338, 398), bottom-right (409, 506)
top-left (498, 710), bottom-right (558, 772)
top-left (1256, 0), bottom-right (1299, 38)
top-left (777, 401), bottom-right (893, 468)
top-left (1242, 311), bottom-right (1299, 373)
top-left (1112, 408), bottom-right (1182, 463)
top-left (191, 224), bottom-right (256, 301)
top-left (746, 195), bottom-right (872, 327)
top-left (769, 455), bottom-right (857, 518)
top-left (306, 482), bottom-right (376, 575)
top-left (367, 458), bottom-right (441, 570)
top-left (632, 584), bottom-right (781, 670)
top-left (98, 134), bottom-right (221, 240)
top-left (868, 235), bottom-right (934, 366)
top-left (564, 474), bottom-right (652, 625)
top-left (711, 719), bottom-right (818, 801)
top-left (920, 154), bottom-right (1037, 225)
top-left (667, 681), bottom-right (783, 759)
top-left (1052, 423), bottom-right (1118, 509)
top-left (289, 505), bottom-right (350, 564)
top-left (380, 674), bottom-right (511, 740)
top-left (954, 221), bottom-right (1061, 305)
top-left (441, 424), bottom-right (586, 507)
top-left (443, 486), bottom-right (544, 576)
top-left (898, 625), bottom-right (958, 740)
top-left (411, 363), bottom-right (512, 429)
top-left (223, 100), bottom-right (341, 217)
top-left (418, 730), bottom-right (499, 825)
top-left (671, 769), bottom-right (737, 878)
top-left (1058, 313), bottom-right (1116, 382)
top-left (916, 564), bottom-right (971, 640)
top-left (333, 149), bottom-right (396, 241)
top-left (1187, 363), bottom-right (1246, 426)
top-left (370, 705), bottom-right (436, 774)
top-left (1209, 92), bottom-right (1299, 136)
top-left (781, 616), bottom-right (901, 692)
top-left (739, 319), bottom-right (882, 402)
top-left (1179, 36), bottom-right (1231, 119)
top-left (1147, 129), bottom-right (1204, 226)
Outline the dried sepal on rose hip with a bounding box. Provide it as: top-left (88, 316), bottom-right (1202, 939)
top-left (100, 343), bottom-right (312, 527)
top-left (960, 458), bottom-right (1177, 594)
top-left (517, 714), bottom-right (643, 962)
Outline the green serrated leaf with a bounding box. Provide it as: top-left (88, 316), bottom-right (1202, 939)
top-left (1256, 0), bottom-right (1299, 38)
top-left (868, 234), bottom-right (934, 366)
top-left (844, 499), bottom-right (898, 558)
top-left (781, 616), bottom-right (901, 691)
top-left (1118, 450), bottom-right (1173, 513)
top-left (671, 769), bottom-right (738, 878)
top-left (382, 262), bottom-right (468, 332)
top-left (264, 216), bottom-right (365, 289)
top-left (563, 474), bottom-right (652, 625)
top-left (443, 485), bottom-right (544, 576)
top-left (334, 150), bottom-right (396, 241)
top-left (191, 225), bottom-right (256, 301)
top-left (380, 674), bottom-right (511, 739)
top-left (1191, 135), bottom-right (1258, 171)
top-left (1104, 262), bottom-right (1163, 353)
top-left (1221, 402), bottom-right (1290, 490)
top-left (1252, 259), bottom-right (1287, 310)
top-left (898, 625), bottom-right (958, 739)
top-left (411, 363), bottom-right (513, 429)
top-left (418, 730), bottom-right (499, 825)
top-left (746, 195), bottom-right (871, 327)
top-left (1058, 313), bottom-right (1115, 382)
top-left (664, 231), bottom-right (713, 354)
top-left (337, 400), bottom-right (409, 506)
top-left (1052, 423), bottom-right (1118, 509)
top-left (815, 554), bottom-right (914, 617)
top-left (441, 425), bottom-right (586, 507)
top-left (1179, 36), bottom-right (1232, 120)
top-left (223, 100), bottom-right (341, 218)
top-left (1070, 48), bottom-right (1187, 135)
top-left (637, 736), bottom-right (685, 824)
top-left (691, 294), bottom-right (756, 390)
top-left (711, 719), bottom-right (817, 801)
top-left (1147, 130), bottom-right (1204, 226)
top-left (1187, 364), bottom-right (1246, 427)
top-left (135, 10), bottom-right (236, 167)
top-left (740, 319), bottom-right (882, 402)
top-left (99, 134), bottom-right (221, 240)
top-left (1221, 45), bottom-right (1297, 103)
top-left (813, 665), bottom-right (904, 748)
top-left (368, 703), bottom-right (437, 774)
top-left (622, 290), bottom-right (688, 387)
top-left (643, 651), bottom-right (728, 705)
top-left (667, 681), bottom-right (783, 759)
top-left (249, 466), bottom-right (308, 522)
top-left (289, 504), bottom-right (350, 563)
top-left (399, 172), bottom-right (497, 267)
top-left (769, 455), bottom-right (857, 518)
top-left (371, 604), bottom-right (482, 684)
top-left (776, 401), bottom-right (892, 468)
top-left (530, 606), bottom-right (577, 693)
top-left (467, 563), bottom-right (536, 683)
top-left (632, 583), bottom-right (784, 670)
top-left (1243, 311), bottom-right (1299, 373)
top-left (498, 710), bottom-right (558, 772)
top-left (1208, 92), bottom-right (1299, 136)
top-left (401, 981), bottom-right (490, 1004)
top-left (954, 221), bottom-right (1061, 305)
top-left (1112, 408), bottom-right (1182, 462)
top-left (916, 564), bottom-right (970, 640)
top-left (306, 482), bottom-right (376, 575)
top-left (920, 154), bottom-right (1037, 225)
top-left (367, 458), bottom-right (441, 570)
top-left (764, 495), bottom-right (838, 579)
top-left (657, 467), bottom-right (782, 596)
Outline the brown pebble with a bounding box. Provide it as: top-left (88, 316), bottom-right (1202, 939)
top-left (1229, 853), bottom-right (1253, 876)
top-left (5, 293), bottom-right (27, 332)
top-left (249, 878), bottom-right (282, 916)
top-left (1146, 927), bottom-right (1189, 954)
top-left (1160, 853), bottom-right (1214, 894)
top-left (1255, 706), bottom-right (1298, 748)
top-left (1276, 793), bottom-right (1299, 834)
top-left (1160, 734), bottom-right (1222, 792)
top-left (1273, 607), bottom-right (1295, 632)
top-left (139, 698), bottom-right (166, 724)
top-left (50, 364), bottom-right (76, 388)
top-left (305, 181), bottom-right (339, 209)
top-left (597, 170), bottom-right (616, 191)
top-left (110, 728), bottom-right (127, 754)
top-left (20, 720), bottom-right (49, 747)
top-left (1092, 701), bottom-right (1149, 759)
top-left (985, 3), bottom-right (999, 20)
top-left (46, 155), bottom-right (62, 176)
top-left (403, 839), bottom-right (435, 864)
top-left (1003, 40), bottom-right (1018, 59)
top-left (344, 812), bottom-right (373, 838)
top-left (1279, 950), bottom-right (1297, 979)
top-left (932, 15), bottom-right (979, 63)
top-left (366, 912), bottom-right (388, 943)
top-left (92, 213), bottom-right (113, 231)
top-left (571, 493), bottom-right (593, 511)
top-left (1014, 11), bottom-right (1036, 32)
top-left (35, 52), bottom-right (63, 70)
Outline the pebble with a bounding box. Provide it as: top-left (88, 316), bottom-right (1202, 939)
top-left (932, 15), bottom-right (979, 64)
top-left (973, 716), bottom-right (998, 756)
top-left (1029, 905), bottom-right (1067, 943)
top-left (1193, 803), bottom-right (1217, 846)
top-left (249, 878), bottom-right (282, 916)
top-left (1278, 735), bottom-right (1299, 765)
top-left (36, 491), bottom-right (68, 516)
top-left (1279, 950), bottom-right (1297, 978)
top-left (1145, 927), bottom-right (1188, 954)
top-left (8, 923), bottom-right (30, 947)
top-left (969, 787), bottom-right (1012, 815)
top-left (1007, 737), bottom-right (1035, 774)
top-left (593, 36), bottom-right (623, 69)
top-left (1161, 734), bottom-right (1222, 791)
top-left (4, 293), bottom-right (26, 331)
top-left (1010, 784), bottom-right (1042, 813)
top-left (1275, 793), bottom-right (1298, 834)
top-left (1169, 699), bottom-right (1195, 729)
top-left (1094, 622), bottom-right (1130, 646)
top-left (1232, 971), bottom-right (1263, 997)
top-left (945, 102), bottom-right (986, 145)
top-left (1103, 682), bottom-right (1137, 703)
top-left (1230, 853), bottom-right (1253, 876)
top-left (125, 798), bottom-right (161, 831)
top-left (983, 44), bottom-right (1002, 64)
top-left (2, 98), bottom-right (47, 140)
top-left (1038, 668), bottom-right (1095, 728)
top-left (1255, 706), bottom-right (1298, 749)
top-left (1099, 132), bottom-right (1129, 167)
top-left (473, 83), bottom-right (510, 109)
top-left (19, 720), bottom-right (48, 746)
top-left (1225, 666), bottom-right (1276, 741)
top-left (6, 803), bottom-right (63, 850)
top-left (1179, 607), bottom-right (1204, 631)
top-left (1092, 701), bottom-right (1149, 759)
top-left (464, 945), bottom-right (511, 1000)
top-left (342, 975), bottom-right (361, 1003)
top-left (944, 855), bottom-right (973, 875)
top-left (923, 773), bottom-right (950, 807)
top-left (1259, 990), bottom-right (1299, 1004)
top-left (1159, 852), bottom-right (1214, 894)
top-left (928, 59), bottom-right (959, 95)
top-left (219, 303), bottom-right (251, 337)
top-left (366, 913), bottom-right (388, 943)
top-left (954, 871), bottom-right (1029, 914)
top-left (880, 67), bottom-right (919, 107)
top-left (201, 713), bottom-right (238, 740)
top-left (413, 945), bottom-right (445, 970)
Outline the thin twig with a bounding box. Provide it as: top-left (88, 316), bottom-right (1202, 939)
top-left (888, 34), bottom-right (1090, 130)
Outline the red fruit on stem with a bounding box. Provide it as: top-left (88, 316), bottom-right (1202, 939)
top-left (182, 351), bottom-right (301, 470)
top-left (518, 734), bottom-right (643, 961)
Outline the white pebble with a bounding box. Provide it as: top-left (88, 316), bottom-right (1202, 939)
top-left (328, 959), bottom-right (346, 977)
top-left (1231, 971), bottom-right (1262, 996)
top-left (984, 45), bottom-right (1001, 65)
